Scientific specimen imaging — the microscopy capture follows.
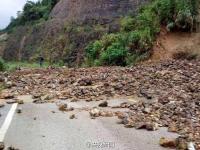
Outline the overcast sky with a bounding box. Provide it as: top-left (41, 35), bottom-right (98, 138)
top-left (0, 0), bottom-right (38, 29)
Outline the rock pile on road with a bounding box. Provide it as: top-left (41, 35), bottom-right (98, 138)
top-left (0, 59), bottom-right (199, 149)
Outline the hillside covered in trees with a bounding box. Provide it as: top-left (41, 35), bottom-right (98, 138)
top-left (1, 0), bottom-right (199, 67)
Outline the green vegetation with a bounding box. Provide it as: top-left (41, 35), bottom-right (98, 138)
top-left (5, 61), bottom-right (63, 71)
top-left (85, 0), bottom-right (198, 66)
top-left (0, 58), bottom-right (6, 71)
top-left (5, 0), bottom-right (59, 32)
top-left (0, 57), bottom-right (63, 72)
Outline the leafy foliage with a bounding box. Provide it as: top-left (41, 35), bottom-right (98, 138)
top-left (99, 43), bottom-right (128, 66)
top-left (5, 0), bottom-right (59, 32)
top-left (0, 58), bottom-right (6, 71)
top-left (85, 0), bottom-right (198, 66)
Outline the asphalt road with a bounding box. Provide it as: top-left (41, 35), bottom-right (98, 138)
top-left (0, 98), bottom-right (178, 150)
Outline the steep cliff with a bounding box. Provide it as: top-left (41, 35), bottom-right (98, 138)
top-left (50, 0), bottom-right (148, 23)
top-left (3, 0), bottom-right (148, 66)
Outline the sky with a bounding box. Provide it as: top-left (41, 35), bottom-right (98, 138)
top-left (0, 0), bottom-right (38, 29)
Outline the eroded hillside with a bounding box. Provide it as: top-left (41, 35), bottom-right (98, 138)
top-left (2, 0), bottom-right (148, 66)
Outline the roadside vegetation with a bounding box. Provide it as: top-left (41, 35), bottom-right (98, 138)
top-left (0, 57), bottom-right (63, 72)
top-left (85, 0), bottom-right (198, 66)
top-left (0, 58), bottom-right (6, 71)
top-left (4, 0), bottom-right (59, 33)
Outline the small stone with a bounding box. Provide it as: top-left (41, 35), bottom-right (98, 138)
top-left (143, 107), bottom-right (151, 114)
top-left (78, 78), bottom-right (92, 86)
top-left (6, 99), bottom-right (17, 104)
top-left (159, 137), bottom-right (177, 148)
top-left (146, 122), bottom-right (158, 131)
top-left (0, 142), bottom-right (4, 150)
top-left (32, 94), bottom-right (41, 99)
top-left (176, 137), bottom-right (188, 150)
top-left (33, 117), bottom-right (37, 120)
top-left (168, 123), bottom-right (178, 132)
top-left (1, 93), bottom-right (14, 99)
top-left (58, 104), bottom-right (68, 111)
top-left (85, 98), bottom-right (92, 102)
top-left (89, 108), bottom-right (100, 117)
top-left (69, 114), bottom-right (76, 119)
top-left (67, 107), bottom-right (74, 112)
top-left (71, 98), bottom-right (78, 102)
top-left (17, 100), bottom-right (24, 104)
top-left (17, 108), bottom-right (22, 114)
top-left (120, 102), bottom-right (130, 108)
top-left (51, 111), bottom-right (56, 113)
top-left (100, 111), bottom-right (113, 117)
top-left (32, 98), bottom-right (43, 104)
top-left (124, 124), bottom-right (135, 128)
top-left (115, 111), bottom-right (126, 119)
top-left (0, 102), bottom-right (5, 108)
top-left (98, 101), bottom-right (108, 107)
top-left (124, 118), bottom-right (135, 128)
top-left (42, 94), bottom-right (55, 101)
top-left (135, 122), bottom-right (147, 129)
top-left (7, 146), bottom-right (19, 150)
top-left (5, 81), bottom-right (13, 88)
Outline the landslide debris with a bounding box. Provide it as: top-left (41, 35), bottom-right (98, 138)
top-left (1, 59), bottom-right (199, 149)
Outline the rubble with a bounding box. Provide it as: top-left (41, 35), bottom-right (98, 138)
top-left (135, 122), bottom-right (158, 131)
top-left (7, 146), bottom-right (20, 150)
top-left (0, 142), bottom-right (4, 150)
top-left (17, 100), bottom-right (24, 104)
top-left (67, 107), bottom-right (74, 111)
top-left (159, 137), bottom-right (177, 148)
top-left (1, 93), bottom-right (14, 99)
top-left (89, 108), bottom-right (114, 118)
top-left (58, 104), bottom-right (68, 112)
top-left (98, 101), bottom-right (108, 107)
top-left (0, 102), bottom-right (5, 108)
top-left (3, 59), bottom-right (200, 149)
top-left (5, 81), bottom-right (13, 88)
top-left (17, 108), bottom-right (22, 114)
top-left (6, 99), bottom-right (17, 104)
top-left (89, 108), bottom-right (100, 118)
top-left (78, 78), bottom-right (92, 86)
top-left (69, 114), bottom-right (76, 119)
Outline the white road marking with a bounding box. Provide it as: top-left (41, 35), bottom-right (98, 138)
top-left (0, 103), bottom-right (18, 142)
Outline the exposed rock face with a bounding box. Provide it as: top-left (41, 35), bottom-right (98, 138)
top-left (0, 33), bottom-right (8, 57)
top-left (51, 0), bottom-right (148, 23)
top-left (3, 0), bottom-right (148, 65)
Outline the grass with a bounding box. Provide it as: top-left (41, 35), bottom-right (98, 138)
top-left (5, 61), bottom-right (62, 71)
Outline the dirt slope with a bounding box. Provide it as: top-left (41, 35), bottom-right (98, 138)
top-left (147, 28), bottom-right (200, 63)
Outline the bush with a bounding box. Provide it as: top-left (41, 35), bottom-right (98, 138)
top-left (86, 41), bottom-right (103, 60)
top-left (0, 58), bottom-right (6, 71)
top-left (120, 16), bottom-right (136, 32)
top-left (5, 0), bottom-right (59, 32)
top-left (127, 28), bottom-right (154, 53)
top-left (99, 43), bottom-right (128, 66)
top-left (85, 0), bottom-right (198, 66)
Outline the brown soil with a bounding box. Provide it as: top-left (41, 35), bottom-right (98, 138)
top-left (146, 27), bottom-right (200, 63)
